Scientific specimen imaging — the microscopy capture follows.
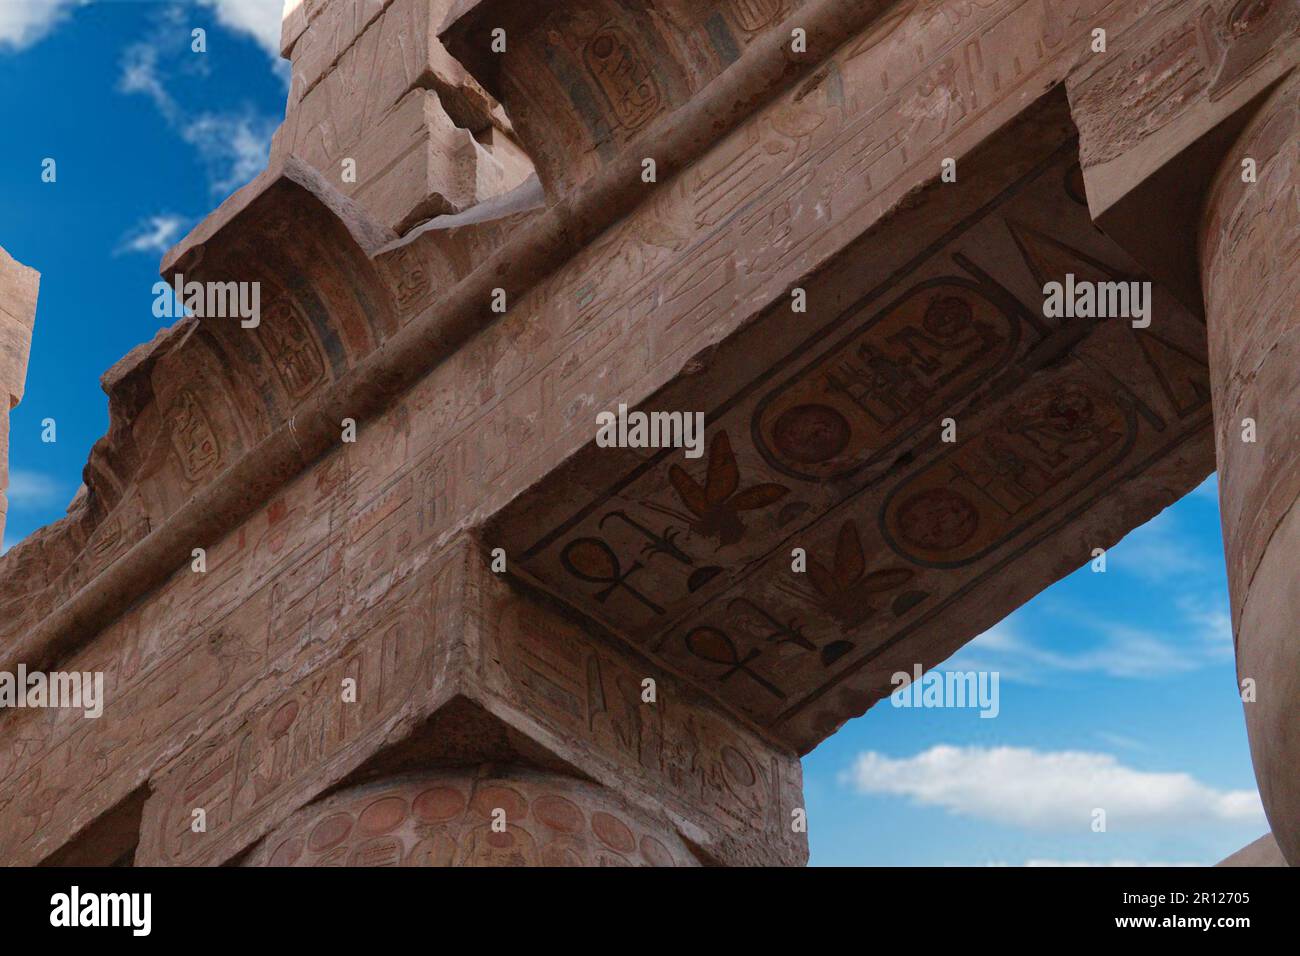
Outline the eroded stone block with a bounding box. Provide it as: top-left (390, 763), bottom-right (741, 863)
top-left (0, 245), bottom-right (38, 545)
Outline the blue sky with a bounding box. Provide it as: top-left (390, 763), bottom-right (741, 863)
top-left (0, 1), bottom-right (1263, 867)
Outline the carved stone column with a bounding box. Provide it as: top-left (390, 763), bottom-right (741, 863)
top-left (1200, 71), bottom-right (1299, 865)
top-left (0, 246), bottom-right (38, 546)
top-left (244, 769), bottom-right (699, 866)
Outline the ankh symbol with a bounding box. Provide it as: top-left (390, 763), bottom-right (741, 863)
top-left (560, 537), bottom-right (665, 615)
top-left (685, 626), bottom-right (786, 699)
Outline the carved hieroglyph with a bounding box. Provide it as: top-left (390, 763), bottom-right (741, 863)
top-left (1, 0), bottom-right (1291, 867)
top-left (244, 770), bottom-right (700, 867)
top-left (1201, 70), bottom-right (1300, 865)
top-left (494, 123), bottom-right (1213, 745)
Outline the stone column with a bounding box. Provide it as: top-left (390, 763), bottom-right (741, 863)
top-left (244, 769), bottom-right (700, 867)
top-left (1200, 72), bottom-right (1299, 865)
top-left (0, 246), bottom-right (39, 546)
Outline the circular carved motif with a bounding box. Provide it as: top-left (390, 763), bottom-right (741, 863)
top-left (639, 836), bottom-right (675, 867)
top-left (308, 812), bottom-right (354, 852)
top-left (533, 794), bottom-right (584, 833)
top-left (268, 700), bottom-right (298, 738)
top-left (720, 744), bottom-right (756, 788)
top-left (590, 811), bottom-right (636, 853)
top-left (894, 487), bottom-right (980, 552)
top-left (921, 294), bottom-right (973, 336)
top-left (412, 786), bottom-right (465, 823)
top-left (771, 404), bottom-right (852, 464)
top-left (358, 796), bottom-right (408, 835)
top-left (247, 771), bottom-right (696, 867)
top-left (471, 785), bottom-right (528, 822)
top-left (269, 836), bottom-right (304, 866)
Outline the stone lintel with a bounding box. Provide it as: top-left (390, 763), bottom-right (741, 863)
top-left (0, 158), bottom-right (402, 684)
top-left (440, 0), bottom-right (900, 197)
top-left (487, 88), bottom-right (1218, 751)
top-left (1065, 0), bottom-right (1299, 311)
top-left (3, 0), bottom-right (1220, 766)
top-left (129, 537), bottom-right (803, 867)
top-left (2, 0), bottom-right (1261, 867)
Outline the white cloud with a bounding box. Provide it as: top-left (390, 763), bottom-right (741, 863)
top-left (119, 41), bottom-right (176, 120)
top-left (1115, 509), bottom-right (1213, 582)
top-left (0, 0), bottom-right (79, 51)
top-left (841, 745), bottom-right (1265, 830)
top-left (181, 111), bottom-right (276, 194)
top-left (118, 32), bottom-right (275, 196)
top-left (1178, 598), bottom-right (1235, 658)
top-left (5, 469), bottom-right (61, 508)
top-left (116, 213), bottom-right (190, 256)
top-left (200, 0), bottom-right (285, 58)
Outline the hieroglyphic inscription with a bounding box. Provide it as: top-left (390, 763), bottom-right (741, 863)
top-left (149, 607), bottom-right (430, 865)
top-left (584, 25), bottom-right (661, 130)
top-left (246, 772), bottom-right (699, 867)
top-left (257, 297), bottom-right (327, 401)
top-left (754, 279), bottom-right (1022, 480)
top-left (501, 133), bottom-right (1212, 730)
top-left (880, 378), bottom-right (1133, 567)
top-left (479, 573), bottom-right (803, 861)
top-left (167, 388), bottom-right (222, 482)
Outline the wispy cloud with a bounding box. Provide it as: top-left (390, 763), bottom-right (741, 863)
top-left (117, 8), bottom-right (276, 197)
top-left (5, 469), bottom-right (61, 508)
top-left (944, 620), bottom-right (1199, 683)
top-left (1178, 597), bottom-right (1235, 658)
top-left (1094, 730), bottom-right (1149, 753)
top-left (200, 0), bottom-right (285, 59)
top-left (115, 213), bottom-right (190, 256)
top-left (842, 745), bottom-right (1264, 830)
top-left (119, 39), bottom-right (174, 117)
top-left (181, 110), bottom-right (277, 194)
top-left (0, 0), bottom-right (80, 51)
top-left (1114, 509), bottom-right (1213, 583)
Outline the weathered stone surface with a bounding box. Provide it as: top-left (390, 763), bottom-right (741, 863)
top-left (489, 92), bottom-right (1215, 750)
top-left (123, 535), bottom-right (802, 867)
top-left (1069, 0), bottom-right (1298, 219)
top-left (462, 556), bottom-right (806, 866)
top-left (442, 0), bottom-right (819, 195)
top-left (1066, 0), bottom-right (1300, 311)
top-left (243, 769), bottom-right (700, 866)
top-left (0, 160), bottom-right (401, 678)
top-left (2, 513), bottom-right (800, 866)
top-left (0, 245), bottom-right (38, 546)
top-left (2, 0), bottom-right (1295, 867)
top-left (1201, 69), bottom-right (1299, 865)
top-left (275, 0), bottom-right (531, 233)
